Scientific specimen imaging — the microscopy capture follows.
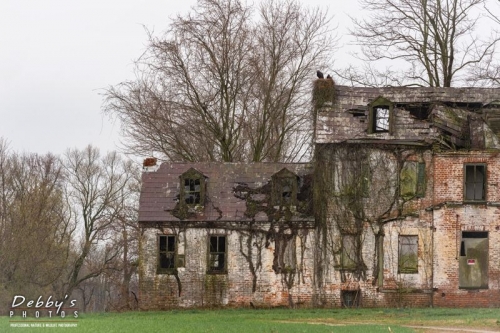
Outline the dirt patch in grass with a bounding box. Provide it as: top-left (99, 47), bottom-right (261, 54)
top-left (278, 319), bottom-right (500, 333)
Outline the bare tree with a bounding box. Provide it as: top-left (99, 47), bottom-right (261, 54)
top-left (340, 0), bottom-right (500, 87)
top-left (62, 146), bottom-right (138, 300)
top-left (470, 0), bottom-right (500, 86)
top-left (104, 0), bottom-right (333, 162)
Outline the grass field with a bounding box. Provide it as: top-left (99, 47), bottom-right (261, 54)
top-left (2, 308), bottom-right (500, 333)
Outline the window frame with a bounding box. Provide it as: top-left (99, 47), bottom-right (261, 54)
top-left (368, 96), bottom-right (394, 135)
top-left (463, 163), bottom-right (486, 202)
top-left (400, 161), bottom-right (426, 199)
top-left (340, 234), bottom-right (358, 271)
top-left (398, 235), bottom-right (418, 274)
top-left (207, 235), bottom-right (227, 274)
top-left (273, 234), bottom-right (297, 274)
top-left (271, 168), bottom-right (299, 207)
top-left (179, 168), bottom-right (206, 206)
top-left (157, 235), bottom-right (177, 274)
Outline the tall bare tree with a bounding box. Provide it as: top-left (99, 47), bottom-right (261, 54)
top-left (62, 146), bottom-right (138, 300)
top-left (340, 0), bottom-right (499, 87)
top-left (104, 0), bottom-right (333, 162)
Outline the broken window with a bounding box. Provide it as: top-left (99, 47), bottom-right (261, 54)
top-left (341, 235), bottom-right (358, 271)
top-left (374, 106), bottom-right (390, 132)
top-left (272, 168), bottom-right (299, 207)
top-left (398, 235), bottom-right (418, 274)
top-left (341, 290), bottom-right (360, 308)
top-left (158, 235), bottom-right (176, 273)
top-left (273, 234), bottom-right (297, 274)
top-left (459, 232), bottom-right (488, 289)
top-left (464, 164), bottom-right (486, 201)
top-left (400, 162), bottom-right (426, 198)
top-left (184, 178), bottom-right (201, 204)
top-left (368, 96), bottom-right (393, 134)
top-left (179, 168), bottom-right (206, 206)
top-left (208, 235), bottom-right (227, 273)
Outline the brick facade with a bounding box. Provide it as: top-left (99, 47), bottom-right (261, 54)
top-left (138, 85), bottom-right (500, 309)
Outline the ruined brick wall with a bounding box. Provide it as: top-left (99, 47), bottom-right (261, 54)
top-left (316, 105), bottom-right (438, 144)
top-left (139, 226), bottom-right (317, 309)
top-left (314, 144), bottom-right (435, 308)
top-left (432, 152), bottom-right (500, 307)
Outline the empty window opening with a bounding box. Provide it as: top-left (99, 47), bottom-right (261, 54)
top-left (208, 235), bottom-right (226, 273)
top-left (341, 290), bottom-right (360, 308)
top-left (158, 235), bottom-right (176, 272)
top-left (404, 103), bottom-right (431, 120)
top-left (374, 106), bottom-right (390, 132)
top-left (398, 235), bottom-right (418, 274)
top-left (464, 164), bottom-right (486, 201)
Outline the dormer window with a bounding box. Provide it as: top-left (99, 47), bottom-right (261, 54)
top-left (374, 106), bottom-right (390, 132)
top-left (272, 168), bottom-right (299, 207)
top-left (368, 96), bottom-right (394, 134)
top-left (184, 178), bottom-right (201, 204)
top-left (180, 168), bottom-right (206, 206)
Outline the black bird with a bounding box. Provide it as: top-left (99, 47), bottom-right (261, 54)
top-left (327, 74), bottom-right (332, 79)
top-left (316, 70), bottom-right (324, 79)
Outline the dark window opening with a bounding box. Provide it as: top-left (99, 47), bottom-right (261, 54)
top-left (464, 164), bottom-right (486, 201)
top-left (463, 231), bottom-right (488, 238)
top-left (373, 106), bottom-right (390, 132)
top-left (208, 235), bottom-right (226, 273)
top-left (341, 290), bottom-right (360, 308)
top-left (158, 235), bottom-right (176, 273)
top-left (272, 169), bottom-right (298, 207)
top-left (185, 178), bottom-right (201, 204)
top-left (398, 235), bottom-right (418, 274)
top-left (179, 168), bottom-right (206, 207)
top-left (281, 182), bottom-right (292, 204)
top-left (403, 103), bottom-right (431, 120)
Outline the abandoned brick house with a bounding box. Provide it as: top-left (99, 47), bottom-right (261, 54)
top-left (138, 83), bottom-right (500, 309)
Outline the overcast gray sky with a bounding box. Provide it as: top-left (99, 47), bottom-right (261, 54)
top-left (0, 0), bottom-right (354, 156)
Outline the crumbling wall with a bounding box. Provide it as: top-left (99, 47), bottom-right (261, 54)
top-left (138, 226), bottom-right (317, 309)
top-left (432, 152), bottom-right (500, 307)
top-left (313, 144), bottom-right (434, 307)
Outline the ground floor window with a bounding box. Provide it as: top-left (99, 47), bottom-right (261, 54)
top-left (208, 235), bottom-right (227, 273)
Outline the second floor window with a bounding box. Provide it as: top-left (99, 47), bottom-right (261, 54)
top-left (179, 168), bottom-right (206, 206)
top-left (398, 235), bottom-right (418, 274)
top-left (464, 164), bottom-right (486, 201)
top-left (368, 96), bottom-right (393, 134)
top-left (374, 106), bottom-right (390, 132)
top-left (272, 168), bottom-right (299, 207)
top-left (185, 178), bottom-right (201, 204)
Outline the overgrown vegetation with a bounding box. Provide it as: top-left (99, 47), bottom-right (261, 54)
top-left (313, 143), bottom-right (430, 305)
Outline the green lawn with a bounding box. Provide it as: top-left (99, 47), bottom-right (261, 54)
top-left (2, 308), bottom-right (500, 333)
